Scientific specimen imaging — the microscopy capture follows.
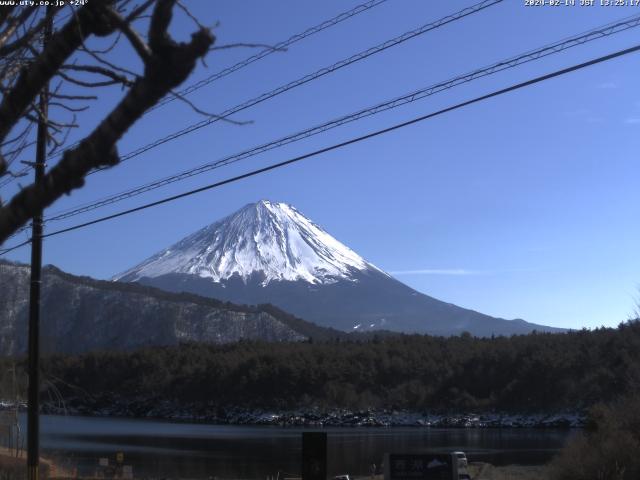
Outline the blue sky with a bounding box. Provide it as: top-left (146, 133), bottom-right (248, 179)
top-left (3, 0), bottom-right (640, 329)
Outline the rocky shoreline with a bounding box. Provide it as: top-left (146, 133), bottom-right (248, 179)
top-left (29, 398), bottom-right (586, 428)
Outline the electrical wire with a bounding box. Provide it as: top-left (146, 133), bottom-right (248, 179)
top-left (42, 12), bottom-right (640, 225)
top-left (2, 40), bottom-right (637, 253)
top-left (3, 0), bottom-right (506, 242)
top-left (46, 0), bottom-right (392, 160)
top-left (1, 0), bottom-right (501, 195)
top-left (88, 0), bottom-right (504, 173)
top-left (0, 238), bottom-right (30, 256)
top-left (149, 0), bottom-right (390, 112)
top-left (0, 0), bottom-right (390, 190)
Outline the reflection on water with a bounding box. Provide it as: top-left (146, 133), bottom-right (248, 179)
top-left (21, 415), bottom-right (576, 478)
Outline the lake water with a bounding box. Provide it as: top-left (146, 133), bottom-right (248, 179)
top-left (25, 415), bottom-right (577, 478)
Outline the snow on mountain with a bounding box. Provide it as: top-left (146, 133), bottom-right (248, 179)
top-left (114, 200), bottom-right (384, 285)
top-left (114, 200), bottom-right (564, 336)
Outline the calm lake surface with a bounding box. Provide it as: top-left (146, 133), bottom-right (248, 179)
top-left (27, 415), bottom-right (576, 478)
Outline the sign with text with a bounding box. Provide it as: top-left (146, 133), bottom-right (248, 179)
top-left (302, 432), bottom-right (327, 480)
top-left (384, 453), bottom-right (458, 480)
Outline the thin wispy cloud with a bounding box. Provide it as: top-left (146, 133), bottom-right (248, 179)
top-left (597, 81), bottom-right (618, 89)
top-left (389, 266), bottom-right (542, 276)
top-left (564, 109), bottom-right (603, 124)
top-left (625, 118), bottom-right (640, 124)
top-left (389, 268), bottom-right (481, 276)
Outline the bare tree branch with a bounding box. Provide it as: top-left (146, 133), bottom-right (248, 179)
top-left (79, 44), bottom-right (139, 77)
top-left (104, 7), bottom-right (152, 62)
top-left (0, 0), bottom-right (214, 242)
top-left (50, 92), bottom-right (98, 101)
top-left (1, 124), bottom-right (31, 148)
top-left (82, 30), bottom-right (122, 55)
top-left (176, 0), bottom-right (207, 31)
top-left (125, 0), bottom-right (156, 22)
top-left (0, 0), bottom-right (118, 175)
top-left (48, 116), bottom-right (75, 156)
top-left (0, 7), bottom-right (37, 51)
top-left (0, 6), bottom-right (17, 27)
top-left (49, 101), bottom-right (90, 113)
top-left (168, 88), bottom-right (251, 125)
top-left (0, 8), bottom-right (56, 57)
top-left (2, 169), bottom-right (28, 179)
top-left (58, 66), bottom-right (133, 87)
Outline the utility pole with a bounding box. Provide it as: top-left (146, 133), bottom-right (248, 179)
top-left (27, 8), bottom-right (52, 480)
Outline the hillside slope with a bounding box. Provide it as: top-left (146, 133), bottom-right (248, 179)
top-left (0, 260), bottom-right (340, 354)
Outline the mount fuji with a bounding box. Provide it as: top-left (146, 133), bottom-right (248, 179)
top-left (115, 200), bottom-right (561, 336)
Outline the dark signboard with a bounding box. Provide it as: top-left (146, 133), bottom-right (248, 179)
top-left (384, 453), bottom-right (457, 480)
top-left (302, 432), bottom-right (327, 480)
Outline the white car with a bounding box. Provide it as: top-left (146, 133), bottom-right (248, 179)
top-left (452, 451), bottom-right (468, 469)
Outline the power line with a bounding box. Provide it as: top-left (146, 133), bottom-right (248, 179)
top-left (0, 167), bottom-right (28, 189)
top-left (3, 0), bottom-right (504, 203)
top-left (16, 0), bottom-right (390, 171)
top-left (0, 238), bottom-right (31, 256)
top-left (89, 0), bottom-right (504, 173)
top-left (2, 0), bottom-right (500, 192)
top-left (149, 0), bottom-right (390, 112)
top-left (41, 12), bottom-right (640, 225)
top-left (2, 40), bottom-right (636, 253)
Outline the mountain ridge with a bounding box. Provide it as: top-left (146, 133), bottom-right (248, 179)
top-left (116, 201), bottom-right (564, 336)
top-left (0, 259), bottom-right (347, 355)
top-left (115, 200), bottom-right (384, 286)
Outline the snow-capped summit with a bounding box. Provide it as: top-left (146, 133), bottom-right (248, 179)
top-left (114, 200), bottom-right (382, 285)
top-left (115, 200), bottom-right (563, 336)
